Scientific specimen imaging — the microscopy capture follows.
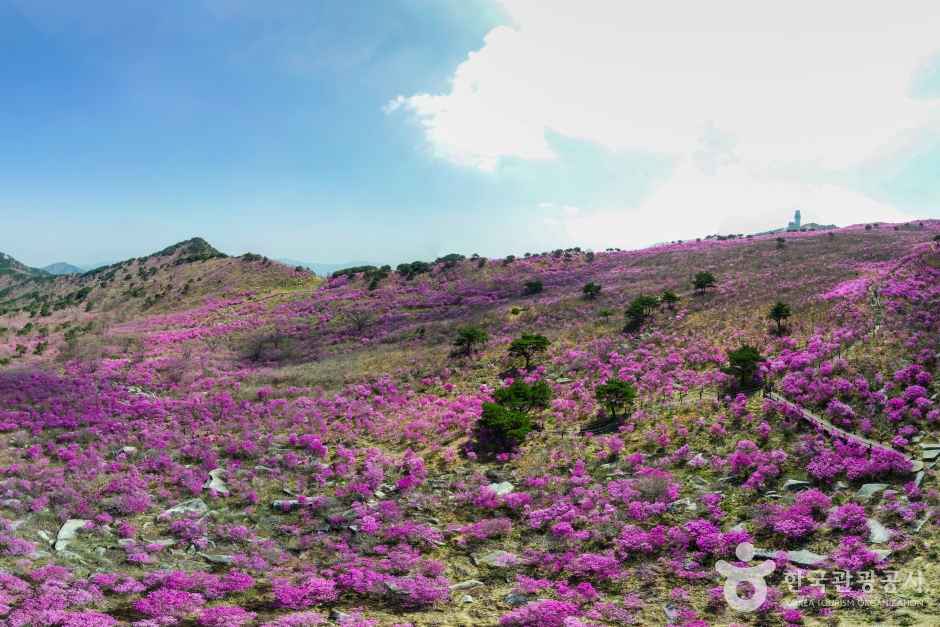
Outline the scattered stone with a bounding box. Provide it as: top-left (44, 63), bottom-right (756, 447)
top-left (487, 482), bottom-right (514, 496)
top-left (161, 499), bottom-right (208, 518)
top-left (450, 580), bottom-right (484, 591)
top-left (913, 513), bottom-right (932, 533)
top-left (783, 479), bottom-right (812, 492)
top-left (663, 603), bottom-right (680, 624)
top-left (856, 484), bottom-right (889, 501)
top-left (835, 481), bottom-right (850, 490)
top-left (118, 538), bottom-right (135, 547)
top-left (669, 498), bottom-right (699, 513)
top-left (475, 550), bottom-right (519, 568)
top-left (200, 553), bottom-right (234, 564)
top-left (755, 548), bottom-right (827, 566)
top-left (120, 446), bottom-right (137, 456)
top-left (919, 442), bottom-right (940, 450)
top-left (922, 448), bottom-right (940, 461)
top-left (504, 593), bottom-right (530, 607)
top-left (459, 594), bottom-right (475, 604)
top-left (910, 460), bottom-right (925, 472)
top-left (872, 549), bottom-right (892, 561)
top-left (786, 549), bottom-right (828, 566)
top-left (37, 530), bottom-right (52, 545)
top-left (203, 468), bottom-right (229, 496)
top-left (54, 519), bottom-right (89, 552)
top-left (555, 377), bottom-right (573, 384)
top-left (867, 519), bottom-right (891, 544)
top-left (915, 472), bottom-right (925, 488)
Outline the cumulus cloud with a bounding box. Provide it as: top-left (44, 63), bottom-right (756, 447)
top-left (388, 0), bottom-right (940, 243)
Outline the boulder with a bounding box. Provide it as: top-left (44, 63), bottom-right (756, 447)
top-left (867, 519), bottom-right (891, 544)
top-left (54, 519), bottom-right (89, 552)
top-left (855, 484), bottom-right (889, 501)
top-left (161, 499), bottom-right (208, 518)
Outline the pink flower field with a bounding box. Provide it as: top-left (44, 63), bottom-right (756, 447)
top-left (0, 223), bottom-right (939, 625)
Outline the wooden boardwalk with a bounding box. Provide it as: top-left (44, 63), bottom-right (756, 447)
top-left (767, 391), bottom-right (914, 464)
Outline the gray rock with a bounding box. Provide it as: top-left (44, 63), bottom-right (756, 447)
top-left (203, 468), bottom-right (230, 496)
top-left (783, 479), bottom-right (812, 492)
top-left (669, 498), bottom-right (699, 513)
top-left (913, 513), bottom-right (932, 533)
top-left (118, 538), bottom-right (135, 547)
top-left (835, 481), bottom-right (850, 490)
top-left (475, 550), bottom-right (519, 568)
top-left (54, 519), bottom-right (89, 552)
top-left (922, 448), bottom-right (940, 461)
top-left (867, 519), bottom-right (891, 543)
top-left (487, 481), bottom-right (514, 496)
top-left (755, 547), bottom-right (827, 566)
top-left (121, 446), bottom-right (138, 456)
top-left (910, 460), bottom-right (925, 472)
top-left (504, 593), bottom-right (530, 607)
top-left (450, 580), bottom-right (484, 591)
top-left (872, 549), bottom-right (892, 561)
top-left (786, 549), bottom-right (829, 566)
top-left (161, 499), bottom-right (208, 518)
top-left (459, 594), bottom-right (475, 604)
top-left (856, 483), bottom-right (889, 501)
top-left (663, 603), bottom-right (680, 624)
top-left (915, 471), bottom-right (925, 487)
top-left (200, 553), bottom-right (234, 564)
top-left (37, 530), bottom-right (53, 545)
top-left (919, 442), bottom-right (940, 450)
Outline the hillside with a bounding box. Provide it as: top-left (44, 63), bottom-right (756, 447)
top-left (0, 251), bottom-right (48, 281)
top-left (0, 222), bottom-right (938, 625)
top-left (0, 237), bottom-right (313, 365)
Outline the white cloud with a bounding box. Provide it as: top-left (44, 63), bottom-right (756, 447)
top-left (388, 0), bottom-right (940, 242)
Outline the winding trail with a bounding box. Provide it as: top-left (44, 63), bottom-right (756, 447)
top-left (766, 391), bottom-right (914, 465)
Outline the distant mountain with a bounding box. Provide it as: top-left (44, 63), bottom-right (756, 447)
top-left (42, 262), bottom-right (83, 275)
top-left (277, 259), bottom-right (377, 277)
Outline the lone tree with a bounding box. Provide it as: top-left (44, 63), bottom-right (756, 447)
top-left (624, 294), bottom-right (660, 332)
top-left (595, 379), bottom-right (637, 422)
top-left (723, 344), bottom-right (765, 389)
top-left (476, 403), bottom-right (532, 454)
top-left (453, 325), bottom-right (489, 356)
top-left (768, 301), bottom-right (791, 335)
top-left (660, 290), bottom-right (679, 310)
top-left (693, 271), bottom-right (717, 294)
top-left (493, 380), bottom-right (552, 413)
top-left (582, 282), bottom-right (602, 300)
top-left (508, 333), bottom-right (550, 370)
top-left (523, 279), bottom-right (544, 295)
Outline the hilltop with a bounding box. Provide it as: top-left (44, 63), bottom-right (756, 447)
top-left (41, 262), bottom-right (83, 275)
top-left (0, 221), bottom-right (937, 625)
top-left (0, 237), bottom-right (313, 365)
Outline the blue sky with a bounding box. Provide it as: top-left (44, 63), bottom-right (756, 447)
top-left (3, 0), bottom-right (940, 267)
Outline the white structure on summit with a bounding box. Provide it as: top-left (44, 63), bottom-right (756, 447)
top-left (786, 210), bottom-right (802, 231)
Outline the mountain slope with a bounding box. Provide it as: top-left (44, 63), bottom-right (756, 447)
top-left (0, 237), bottom-right (313, 364)
top-left (0, 251), bottom-right (47, 279)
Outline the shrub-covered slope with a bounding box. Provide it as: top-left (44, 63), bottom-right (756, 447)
top-left (0, 222), bottom-right (938, 625)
